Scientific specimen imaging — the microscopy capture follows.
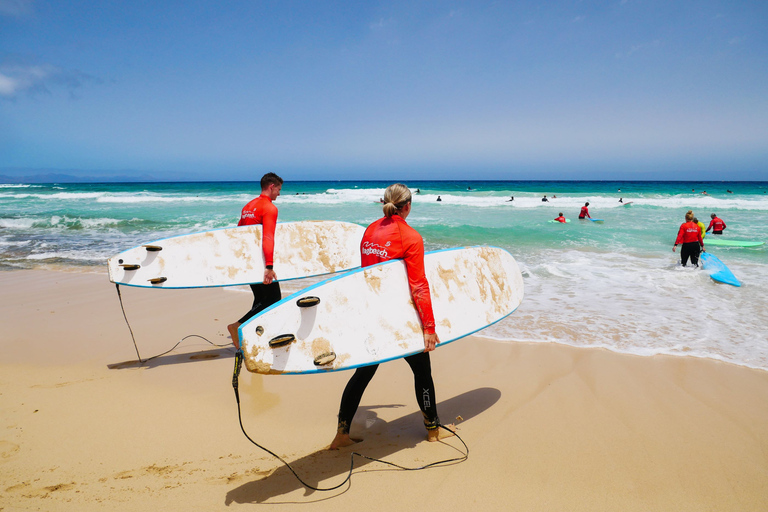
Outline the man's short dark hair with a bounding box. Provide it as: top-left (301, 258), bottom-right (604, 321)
top-left (261, 172), bottom-right (283, 190)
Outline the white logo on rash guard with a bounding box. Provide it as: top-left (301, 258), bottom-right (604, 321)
top-left (362, 241), bottom-right (389, 259)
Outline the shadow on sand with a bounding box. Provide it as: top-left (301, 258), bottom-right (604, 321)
top-left (225, 387), bottom-right (501, 505)
top-left (107, 346), bottom-right (234, 370)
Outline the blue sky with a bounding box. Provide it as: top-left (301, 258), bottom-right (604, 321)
top-left (1, 0), bottom-right (767, 181)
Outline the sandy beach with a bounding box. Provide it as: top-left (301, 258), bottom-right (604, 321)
top-left (1, 269), bottom-right (767, 511)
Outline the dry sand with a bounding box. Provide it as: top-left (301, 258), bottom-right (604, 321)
top-left (1, 269), bottom-right (767, 511)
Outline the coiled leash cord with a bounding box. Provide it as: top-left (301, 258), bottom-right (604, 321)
top-left (115, 284), bottom-right (231, 364)
top-left (231, 349), bottom-right (469, 492)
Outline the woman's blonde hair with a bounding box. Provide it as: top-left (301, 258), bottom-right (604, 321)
top-left (382, 183), bottom-right (412, 217)
top-left (685, 210), bottom-right (694, 221)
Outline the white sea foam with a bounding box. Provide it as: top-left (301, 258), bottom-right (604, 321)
top-left (26, 250), bottom-right (108, 262)
top-left (480, 249), bottom-right (768, 370)
top-left (0, 215), bottom-right (133, 230)
top-left (0, 239), bottom-right (32, 247)
top-left (0, 190), bottom-right (249, 204)
top-left (96, 194), bottom-right (245, 204)
top-left (0, 218), bottom-right (38, 229)
top-left (282, 188), bottom-right (768, 211)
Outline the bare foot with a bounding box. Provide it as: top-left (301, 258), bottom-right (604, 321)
top-left (427, 424), bottom-right (456, 442)
top-left (329, 433), bottom-right (362, 450)
top-left (227, 322), bottom-right (241, 349)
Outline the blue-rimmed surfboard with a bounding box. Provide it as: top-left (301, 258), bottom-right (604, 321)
top-left (107, 221), bottom-right (364, 289)
top-left (239, 246), bottom-right (524, 375)
top-left (700, 252), bottom-right (741, 287)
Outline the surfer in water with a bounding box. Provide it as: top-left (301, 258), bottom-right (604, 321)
top-left (706, 213), bottom-right (727, 235)
top-left (330, 183), bottom-right (452, 449)
top-left (555, 213), bottom-right (566, 223)
top-left (578, 202), bottom-right (591, 219)
top-left (693, 216), bottom-right (706, 239)
top-left (227, 172), bottom-right (283, 349)
top-left (673, 210), bottom-right (705, 267)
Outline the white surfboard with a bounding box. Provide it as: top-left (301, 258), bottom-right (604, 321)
top-left (240, 246), bottom-right (524, 375)
top-left (107, 221), bottom-right (364, 289)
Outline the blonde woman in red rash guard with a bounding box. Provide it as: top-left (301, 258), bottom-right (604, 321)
top-left (673, 210), bottom-right (705, 267)
top-left (329, 183), bottom-right (451, 449)
top-left (227, 172), bottom-right (283, 349)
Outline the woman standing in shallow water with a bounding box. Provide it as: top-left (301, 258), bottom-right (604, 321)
top-left (329, 183), bottom-right (452, 449)
top-left (673, 210), bottom-right (705, 267)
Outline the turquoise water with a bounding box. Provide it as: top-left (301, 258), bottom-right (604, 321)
top-left (2, 180), bottom-right (767, 370)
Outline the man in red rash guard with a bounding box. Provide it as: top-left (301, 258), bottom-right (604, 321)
top-left (227, 172), bottom-right (283, 349)
top-left (330, 183), bottom-right (451, 450)
top-left (578, 202), bottom-right (591, 219)
top-left (673, 210), bottom-right (704, 267)
top-left (555, 213), bottom-right (566, 223)
top-left (706, 213), bottom-right (727, 235)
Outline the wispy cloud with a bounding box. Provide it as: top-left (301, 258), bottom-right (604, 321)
top-left (0, 63), bottom-right (101, 99)
top-left (616, 39), bottom-right (661, 58)
top-left (0, 0), bottom-right (33, 17)
top-left (369, 18), bottom-right (393, 31)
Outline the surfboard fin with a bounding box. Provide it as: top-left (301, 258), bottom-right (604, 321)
top-left (314, 352), bottom-right (336, 366)
top-left (120, 264), bottom-right (140, 270)
top-left (143, 245), bottom-right (163, 252)
top-left (149, 277), bottom-right (167, 284)
top-left (296, 296), bottom-right (321, 308)
top-left (268, 334), bottom-right (295, 348)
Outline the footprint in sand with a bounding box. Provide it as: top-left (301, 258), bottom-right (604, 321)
top-left (1, 440), bottom-right (20, 459)
top-left (190, 353), bottom-right (220, 360)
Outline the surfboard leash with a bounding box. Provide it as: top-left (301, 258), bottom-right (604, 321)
top-left (115, 284), bottom-right (144, 362)
top-left (114, 284), bottom-right (231, 364)
top-left (231, 349), bottom-right (469, 492)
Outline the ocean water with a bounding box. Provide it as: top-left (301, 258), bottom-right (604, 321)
top-left (2, 180), bottom-right (767, 371)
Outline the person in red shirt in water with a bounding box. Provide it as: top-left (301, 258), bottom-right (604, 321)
top-left (706, 213), bottom-right (727, 235)
top-left (330, 183), bottom-right (452, 449)
top-left (555, 213), bottom-right (567, 223)
top-left (673, 210), bottom-right (705, 267)
top-left (578, 202), bottom-right (591, 219)
top-left (227, 172), bottom-right (283, 349)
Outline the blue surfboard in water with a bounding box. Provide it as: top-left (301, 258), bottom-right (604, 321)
top-left (700, 252), bottom-right (741, 287)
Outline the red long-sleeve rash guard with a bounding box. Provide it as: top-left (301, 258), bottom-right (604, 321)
top-left (361, 215), bottom-right (436, 335)
top-left (708, 217), bottom-right (726, 231)
top-left (238, 195), bottom-right (277, 267)
top-left (675, 221), bottom-right (704, 245)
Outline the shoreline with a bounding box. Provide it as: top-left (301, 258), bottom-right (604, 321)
top-left (4, 265), bottom-right (766, 373)
top-left (2, 268), bottom-right (768, 510)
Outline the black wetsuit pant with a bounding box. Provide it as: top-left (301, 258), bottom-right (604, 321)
top-left (337, 351), bottom-right (440, 434)
top-left (237, 282), bottom-right (282, 324)
top-left (680, 242), bottom-right (702, 267)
